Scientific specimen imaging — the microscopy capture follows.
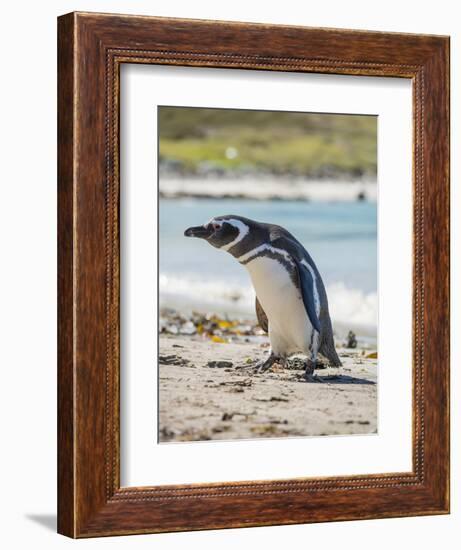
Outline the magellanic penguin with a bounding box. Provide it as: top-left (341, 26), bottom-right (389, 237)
top-left (184, 215), bottom-right (341, 379)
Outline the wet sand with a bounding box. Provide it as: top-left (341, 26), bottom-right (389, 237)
top-left (158, 335), bottom-right (377, 443)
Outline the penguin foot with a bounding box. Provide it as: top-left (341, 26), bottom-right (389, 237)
top-left (254, 353), bottom-right (279, 374)
top-left (303, 359), bottom-right (323, 383)
top-left (304, 358), bottom-right (316, 375)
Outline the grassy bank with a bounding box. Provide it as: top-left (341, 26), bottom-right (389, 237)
top-left (159, 107), bottom-right (377, 179)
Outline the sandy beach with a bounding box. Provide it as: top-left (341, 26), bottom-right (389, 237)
top-left (158, 311), bottom-right (377, 443)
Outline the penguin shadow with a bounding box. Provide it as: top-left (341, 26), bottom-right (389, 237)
top-left (311, 373), bottom-right (376, 385)
top-left (251, 368), bottom-right (376, 385)
top-left (238, 360), bottom-right (375, 385)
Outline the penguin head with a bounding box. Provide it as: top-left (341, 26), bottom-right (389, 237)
top-left (184, 215), bottom-right (258, 253)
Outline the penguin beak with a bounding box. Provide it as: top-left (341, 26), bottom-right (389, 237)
top-left (184, 225), bottom-right (214, 239)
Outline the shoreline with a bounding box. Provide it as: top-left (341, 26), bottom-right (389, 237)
top-left (159, 176), bottom-right (377, 202)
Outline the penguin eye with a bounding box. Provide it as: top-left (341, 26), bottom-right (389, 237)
top-left (212, 222), bottom-right (221, 231)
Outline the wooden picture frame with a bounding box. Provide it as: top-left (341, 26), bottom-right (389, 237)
top-left (57, 12), bottom-right (450, 538)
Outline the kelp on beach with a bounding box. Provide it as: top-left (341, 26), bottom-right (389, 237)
top-left (160, 307), bottom-right (267, 344)
top-left (159, 307), bottom-right (374, 356)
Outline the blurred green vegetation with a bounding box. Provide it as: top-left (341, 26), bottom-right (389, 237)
top-left (159, 107), bottom-right (377, 178)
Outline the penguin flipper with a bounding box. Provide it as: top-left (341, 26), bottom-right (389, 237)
top-left (269, 233), bottom-right (321, 334)
top-left (295, 260), bottom-right (322, 334)
top-left (255, 296), bottom-right (269, 333)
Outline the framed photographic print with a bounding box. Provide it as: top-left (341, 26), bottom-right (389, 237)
top-left (57, 12), bottom-right (450, 537)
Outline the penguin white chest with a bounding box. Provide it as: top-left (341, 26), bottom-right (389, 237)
top-left (245, 256), bottom-right (313, 355)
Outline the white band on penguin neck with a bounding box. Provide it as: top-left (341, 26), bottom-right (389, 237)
top-left (237, 243), bottom-right (295, 265)
top-left (220, 219), bottom-right (250, 252)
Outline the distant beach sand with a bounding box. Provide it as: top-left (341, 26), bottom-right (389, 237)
top-left (159, 176), bottom-right (377, 202)
top-left (158, 311), bottom-right (377, 443)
